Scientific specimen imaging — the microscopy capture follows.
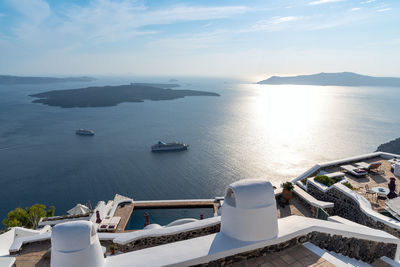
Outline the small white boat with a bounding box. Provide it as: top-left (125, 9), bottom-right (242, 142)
top-left (151, 141), bottom-right (188, 152)
top-left (75, 129), bottom-right (95, 136)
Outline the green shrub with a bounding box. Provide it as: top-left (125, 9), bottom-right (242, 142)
top-left (343, 182), bottom-right (354, 190)
top-left (281, 181), bottom-right (294, 191)
top-left (333, 176), bottom-right (343, 183)
top-left (314, 175), bottom-right (340, 187)
top-left (2, 204), bottom-right (55, 229)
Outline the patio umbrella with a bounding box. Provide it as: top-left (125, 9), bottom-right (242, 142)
top-left (95, 210), bottom-right (101, 223)
top-left (388, 177), bottom-right (398, 199)
top-left (67, 204), bottom-right (90, 215)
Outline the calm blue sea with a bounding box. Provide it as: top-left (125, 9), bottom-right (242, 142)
top-left (1, 76), bottom-right (400, 226)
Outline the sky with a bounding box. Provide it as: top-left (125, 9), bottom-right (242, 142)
top-left (0, 0), bottom-right (399, 79)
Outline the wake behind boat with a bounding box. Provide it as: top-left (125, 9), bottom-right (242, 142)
top-left (151, 141), bottom-right (188, 152)
top-left (75, 129), bottom-right (95, 136)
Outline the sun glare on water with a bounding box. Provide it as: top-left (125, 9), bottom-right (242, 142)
top-left (245, 84), bottom-right (333, 179)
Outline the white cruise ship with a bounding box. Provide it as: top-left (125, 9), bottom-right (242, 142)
top-left (75, 129), bottom-right (95, 136)
top-left (151, 141), bottom-right (188, 152)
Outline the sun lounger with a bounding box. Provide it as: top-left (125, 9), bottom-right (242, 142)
top-left (107, 217), bottom-right (121, 231)
top-left (98, 217), bottom-right (112, 231)
top-left (340, 165), bottom-right (367, 177)
top-left (356, 162), bottom-right (382, 173)
top-left (369, 162), bottom-right (382, 170)
top-left (355, 162), bottom-right (370, 169)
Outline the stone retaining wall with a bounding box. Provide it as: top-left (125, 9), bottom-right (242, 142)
top-left (115, 223), bottom-right (221, 252)
top-left (100, 240), bottom-right (114, 252)
top-left (191, 232), bottom-right (396, 266)
top-left (307, 183), bottom-right (400, 238)
top-left (292, 191), bottom-right (333, 218)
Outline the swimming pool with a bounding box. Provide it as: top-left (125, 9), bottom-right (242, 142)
top-left (125, 207), bottom-right (215, 230)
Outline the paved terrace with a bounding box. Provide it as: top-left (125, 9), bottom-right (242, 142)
top-left (322, 156), bottom-right (398, 212)
top-left (277, 195), bottom-right (312, 218)
top-left (228, 244), bottom-right (393, 267)
top-left (13, 241), bottom-right (50, 267)
top-left (227, 244), bottom-right (335, 267)
top-left (113, 202), bottom-right (134, 233)
top-left (12, 244), bottom-right (339, 267)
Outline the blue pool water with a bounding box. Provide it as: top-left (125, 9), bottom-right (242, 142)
top-left (126, 208), bottom-right (215, 230)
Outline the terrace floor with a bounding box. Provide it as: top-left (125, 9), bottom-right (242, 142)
top-left (322, 156), bottom-right (399, 212)
top-left (13, 241), bottom-right (50, 267)
top-left (277, 195), bottom-right (312, 218)
top-left (113, 202), bottom-right (134, 233)
top-left (15, 244), bottom-right (336, 267)
top-left (227, 244), bottom-right (335, 267)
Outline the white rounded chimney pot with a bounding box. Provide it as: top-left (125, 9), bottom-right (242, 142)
top-left (51, 221), bottom-right (104, 267)
top-left (221, 179), bottom-right (278, 241)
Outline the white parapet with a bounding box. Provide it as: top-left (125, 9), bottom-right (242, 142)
top-left (221, 179), bottom-right (278, 242)
top-left (395, 163), bottom-right (400, 177)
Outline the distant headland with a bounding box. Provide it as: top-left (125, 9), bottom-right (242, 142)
top-left (30, 83), bottom-right (220, 108)
top-left (376, 137), bottom-right (400, 154)
top-left (0, 75), bottom-right (95, 84)
top-left (257, 72), bottom-right (400, 87)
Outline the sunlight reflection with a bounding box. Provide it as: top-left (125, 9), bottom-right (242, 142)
top-left (248, 84), bottom-right (332, 169)
top-left (252, 85), bottom-right (324, 137)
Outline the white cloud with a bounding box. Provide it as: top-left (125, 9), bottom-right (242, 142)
top-left (377, 8), bottom-right (392, 12)
top-left (7, 0), bottom-right (50, 23)
top-left (271, 16), bottom-right (299, 24)
top-left (0, 13), bottom-right (5, 17)
top-left (362, 0), bottom-right (376, 3)
top-left (60, 0), bottom-right (248, 33)
top-left (5, 0), bottom-right (249, 45)
top-left (61, 1), bottom-right (249, 43)
top-left (351, 7), bottom-right (361, 11)
top-left (146, 31), bottom-right (227, 51)
top-left (308, 0), bottom-right (344, 6)
top-left (250, 16), bottom-right (303, 31)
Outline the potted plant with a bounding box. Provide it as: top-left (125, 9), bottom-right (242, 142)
top-left (281, 182), bottom-right (294, 203)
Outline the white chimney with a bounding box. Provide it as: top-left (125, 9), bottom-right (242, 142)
top-left (221, 179), bottom-right (278, 241)
top-left (51, 221), bottom-right (105, 267)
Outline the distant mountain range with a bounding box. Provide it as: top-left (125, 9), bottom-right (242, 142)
top-left (376, 137), bottom-right (400, 154)
top-left (0, 75), bottom-right (95, 84)
top-left (257, 72), bottom-right (400, 87)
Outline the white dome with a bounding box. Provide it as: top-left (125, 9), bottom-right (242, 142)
top-left (221, 179), bottom-right (278, 242)
top-left (144, 224), bottom-right (162, 230)
top-left (166, 218), bottom-right (199, 227)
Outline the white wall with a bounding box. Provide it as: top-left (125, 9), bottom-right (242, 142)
top-left (0, 229), bottom-right (15, 256)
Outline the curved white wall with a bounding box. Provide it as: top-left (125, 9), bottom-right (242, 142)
top-left (0, 229), bottom-right (15, 256)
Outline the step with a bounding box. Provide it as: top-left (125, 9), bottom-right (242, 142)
top-left (303, 242), bottom-right (371, 267)
top-left (372, 256), bottom-right (400, 267)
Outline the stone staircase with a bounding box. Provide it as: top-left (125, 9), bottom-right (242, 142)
top-left (371, 257), bottom-right (400, 267)
top-left (303, 242), bottom-right (399, 267)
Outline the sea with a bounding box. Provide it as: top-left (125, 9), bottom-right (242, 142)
top-left (1, 76), bottom-right (400, 227)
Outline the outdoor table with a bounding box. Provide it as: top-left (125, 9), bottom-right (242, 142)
top-left (372, 186), bottom-right (389, 196)
top-left (389, 158), bottom-right (400, 164)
